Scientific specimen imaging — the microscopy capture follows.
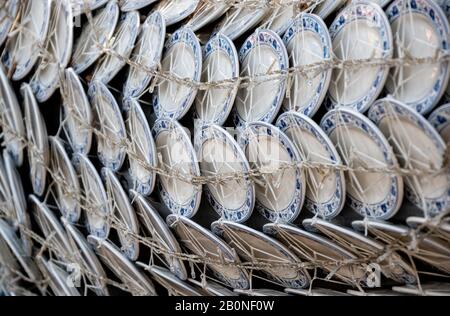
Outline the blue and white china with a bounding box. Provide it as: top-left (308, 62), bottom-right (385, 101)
top-left (277, 112), bottom-right (346, 220)
top-left (152, 27), bottom-right (202, 120)
top-left (1, 0), bottom-right (51, 81)
top-left (60, 68), bottom-right (93, 158)
top-left (152, 119), bottom-right (201, 218)
top-left (368, 97), bottom-right (449, 217)
top-left (123, 12), bottom-right (165, 99)
top-left (0, 65), bottom-right (24, 166)
top-left (282, 13), bottom-right (332, 117)
top-left (194, 34), bottom-right (239, 126)
top-left (30, 0), bottom-right (73, 103)
top-left (428, 103), bottom-right (450, 144)
top-left (237, 121), bottom-right (305, 224)
top-left (49, 137), bottom-right (81, 223)
top-left (233, 29), bottom-right (288, 126)
top-left (89, 81), bottom-right (127, 172)
top-left (325, 1), bottom-right (393, 113)
top-left (385, 0), bottom-right (450, 114)
top-left (22, 84), bottom-right (49, 197)
top-left (195, 124), bottom-right (255, 223)
top-left (321, 107), bottom-right (404, 220)
top-left (125, 99), bottom-right (157, 197)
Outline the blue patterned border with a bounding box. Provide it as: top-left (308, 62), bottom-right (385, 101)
top-left (369, 98), bottom-right (448, 216)
top-left (194, 34), bottom-right (239, 126)
top-left (325, 2), bottom-right (392, 113)
top-left (277, 112), bottom-right (346, 219)
top-left (386, 0), bottom-right (450, 114)
top-left (237, 122), bottom-right (305, 224)
top-left (233, 29), bottom-right (288, 127)
top-left (321, 108), bottom-right (403, 219)
top-left (195, 124), bottom-right (255, 223)
top-left (152, 27), bottom-right (202, 120)
top-left (152, 119), bottom-right (202, 218)
top-left (282, 13), bottom-right (332, 117)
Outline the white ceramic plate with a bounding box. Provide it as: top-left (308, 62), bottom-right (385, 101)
top-left (71, 0), bottom-right (119, 74)
top-left (185, 0), bottom-right (230, 32)
top-left (88, 235), bottom-right (157, 295)
top-left (153, 119), bottom-right (201, 218)
top-left (0, 219), bottom-right (41, 282)
top-left (233, 29), bottom-right (288, 126)
top-left (212, 220), bottom-right (310, 289)
top-left (303, 218), bottom-right (417, 284)
top-left (212, 1), bottom-right (269, 40)
top-left (30, 0), bottom-right (73, 102)
top-left (62, 218), bottom-right (109, 296)
top-left (277, 112), bottom-right (346, 220)
top-left (125, 99), bottom-right (157, 197)
top-left (282, 13), bottom-right (332, 117)
top-left (123, 11), bottom-right (165, 99)
top-left (49, 137), bottom-right (81, 223)
top-left (3, 151), bottom-right (32, 256)
top-left (0, 65), bottom-right (24, 166)
top-left (325, 1), bottom-right (393, 113)
top-left (77, 154), bottom-right (111, 238)
top-left (30, 195), bottom-right (72, 261)
top-left (428, 103), bottom-right (450, 144)
top-left (120, 0), bottom-right (158, 12)
top-left (143, 265), bottom-right (203, 296)
top-left (263, 223), bottom-right (366, 285)
top-left (237, 122), bottom-right (305, 224)
top-left (0, 0), bottom-right (19, 47)
top-left (60, 68), bottom-right (93, 157)
top-left (194, 34), bottom-right (239, 126)
top-left (71, 0), bottom-right (109, 16)
top-left (156, 0), bottom-right (199, 26)
top-left (321, 107), bottom-right (404, 220)
top-left (152, 27), bottom-right (202, 120)
top-left (385, 0), bottom-right (450, 114)
top-left (89, 81), bottom-right (127, 172)
top-left (133, 192), bottom-right (188, 280)
top-left (168, 215), bottom-right (250, 289)
top-left (22, 84), bottom-right (49, 197)
top-left (368, 98), bottom-right (448, 217)
top-left (102, 168), bottom-right (140, 261)
top-left (1, 0), bottom-right (51, 80)
top-left (195, 124), bottom-right (255, 223)
top-left (92, 10), bottom-right (140, 84)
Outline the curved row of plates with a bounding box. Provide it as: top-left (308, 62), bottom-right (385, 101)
top-left (0, 0), bottom-right (449, 295)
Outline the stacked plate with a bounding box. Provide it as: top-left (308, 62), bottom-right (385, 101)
top-left (0, 0), bottom-right (449, 296)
